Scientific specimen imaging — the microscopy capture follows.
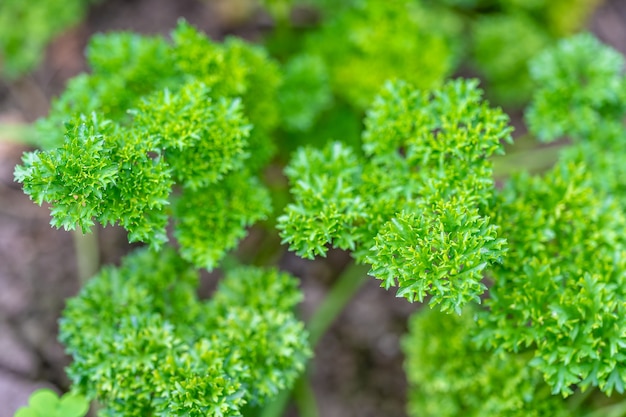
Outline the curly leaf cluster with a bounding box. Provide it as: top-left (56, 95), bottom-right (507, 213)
top-left (280, 79), bottom-right (511, 312)
top-left (527, 32), bottom-right (626, 230)
top-left (59, 247), bottom-right (311, 416)
top-left (15, 22), bottom-right (280, 269)
top-left (478, 162), bottom-right (626, 396)
top-left (174, 173), bottom-right (271, 270)
top-left (526, 33), bottom-right (626, 143)
top-left (16, 81), bottom-right (266, 266)
top-left (278, 142), bottom-right (366, 258)
top-left (403, 307), bottom-right (570, 417)
top-left (38, 22), bottom-right (281, 153)
top-left (305, 0), bottom-right (454, 109)
top-left (371, 202), bottom-right (503, 310)
top-left (132, 86), bottom-right (251, 190)
top-left (36, 32), bottom-right (178, 148)
top-left (471, 13), bottom-right (550, 103)
top-left (173, 24), bottom-right (284, 169)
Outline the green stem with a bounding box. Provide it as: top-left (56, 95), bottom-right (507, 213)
top-left (252, 229), bottom-right (285, 267)
top-left (308, 261), bottom-right (370, 346)
top-left (259, 390), bottom-right (290, 417)
top-left (292, 376), bottom-right (319, 417)
top-left (492, 144), bottom-right (565, 180)
top-left (0, 123), bottom-right (37, 144)
top-left (582, 399), bottom-right (626, 417)
top-left (568, 387), bottom-right (595, 412)
top-left (72, 229), bottom-right (100, 285)
top-left (259, 261), bottom-right (369, 417)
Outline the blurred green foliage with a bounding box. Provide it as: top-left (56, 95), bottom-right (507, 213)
top-left (0, 0), bottom-right (93, 78)
top-left (14, 389), bottom-right (89, 417)
top-left (269, 0), bottom-right (601, 106)
top-left (404, 308), bottom-right (569, 417)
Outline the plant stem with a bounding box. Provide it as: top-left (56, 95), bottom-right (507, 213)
top-left (308, 261), bottom-right (370, 346)
top-left (492, 144), bottom-right (564, 180)
top-left (582, 399), bottom-right (626, 417)
top-left (568, 387), bottom-right (595, 412)
top-left (72, 229), bottom-right (100, 285)
top-left (259, 390), bottom-right (290, 417)
top-left (292, 376), bottom-right (319, 417)
top-left (252, 228), bottom-right (285, 267)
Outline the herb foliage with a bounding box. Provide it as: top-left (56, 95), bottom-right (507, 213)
top-left (12, 2), bottom-right (626, 416)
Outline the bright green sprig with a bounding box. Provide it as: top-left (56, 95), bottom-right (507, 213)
top-left (279, 79), bottom-right (511, 312)
top-left (15, 113), bottom-right (171, 241)
top-left (60, 247), bottom-right (310, 416)
top-left (172, 26), bottom-right (282, 169)
top-left (365, 80), bottom-right (510, 312)
top-left (370, 200), bottom-right (503, 309)
top-left (278, 142), bottom-right (366, 259)
top-left (132, 83), bottom-right (251, 190)
top-left (365, 78), bottom-right (512, 202)
top-left (404, 33), bottom-right (626, 409)
top-left (16, 22), bottom-right (281, 268)
top-left (477, 162), bottom-right (626, 396)
top-left (174, 172), bottom-right (271, 270)
top-left (17, 79), bottom-right (251, 252)
top-left (404, 307), bottom-right (570, 417)
top-left (36, 32), bottom-right (179, 149)
top-left (38, 22), bottom-right (281, 155)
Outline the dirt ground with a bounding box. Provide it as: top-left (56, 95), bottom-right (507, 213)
top-left (1, 0), bottom-right (626, 416)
